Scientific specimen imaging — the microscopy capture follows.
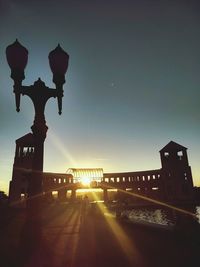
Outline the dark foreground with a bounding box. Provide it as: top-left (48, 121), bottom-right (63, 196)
top-left (0, 203), bottom-right (200, 267)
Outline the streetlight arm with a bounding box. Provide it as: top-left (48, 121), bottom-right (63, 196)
top-left (20, 85), bottom-right (58, 99)
top-left (18, 78), bottom-right (63, 114)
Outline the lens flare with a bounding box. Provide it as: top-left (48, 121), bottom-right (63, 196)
top-left (81, 176), bottom-right (91, 186)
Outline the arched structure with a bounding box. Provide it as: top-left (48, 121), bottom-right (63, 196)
top-left (9, 140), bottom-right (194, 206)
top-left (67, 168), bottom-right (103, 183)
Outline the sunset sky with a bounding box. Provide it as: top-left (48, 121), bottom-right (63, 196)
top-left (0, 0), bottom-right (200, 193)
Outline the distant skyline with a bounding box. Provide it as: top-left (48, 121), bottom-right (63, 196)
top-left (0, 0), bottom-right (200, 193)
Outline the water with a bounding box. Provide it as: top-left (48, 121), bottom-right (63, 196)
top-left (120, 206), bottom-right (200, 226)
top-left (196, 206), bottom-right (200, 223)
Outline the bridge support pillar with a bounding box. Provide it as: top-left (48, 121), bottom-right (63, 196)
top-left (117, 188), bottom-right (126, 201)
top-left (103, 189), bottom-right (108, 203)
top-left (45, 191), bottom-right (53, 202)
top-left (71, 189), bottom-right (76, 202)
top-left (58, 188), bottom-right (67, 202)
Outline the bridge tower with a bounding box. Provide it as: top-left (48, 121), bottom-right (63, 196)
top-left (9, 133), bottom-right (35, 206)
top-left (160, 141), bottom-right (194, 202)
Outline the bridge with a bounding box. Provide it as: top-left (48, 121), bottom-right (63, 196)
top-left (9, 139), bottom-right (194, 206)
top-left (42, 168), bottom-right (164, 203)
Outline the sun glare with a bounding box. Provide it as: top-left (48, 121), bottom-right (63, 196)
top-left (81, 176), bottom-right (91, 186)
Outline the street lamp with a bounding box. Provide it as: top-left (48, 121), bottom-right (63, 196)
top-left (6, 39), bottom-right (69, 204)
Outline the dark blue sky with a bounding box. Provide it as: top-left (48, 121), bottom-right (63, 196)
top-left (0, 0), bottom-right (200, 192)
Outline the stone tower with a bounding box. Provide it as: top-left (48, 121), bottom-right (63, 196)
top-left (9, 133), bottom-right (35, 206)
top-left (160, 141), bottom-right (194, 202)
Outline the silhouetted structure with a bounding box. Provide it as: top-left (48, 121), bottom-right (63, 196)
top-left (67, 168), bottom-right (103, 183)
top-left (194, 186), bottom-right (200, 203)
top-left (9, 133), bottom-right (34, 205)
top-left (9, 141), bottom-right (194, 206)
top-left (0, 191), bottom-right (8, 207)
top-left (160, 141), bottom-right (193, 202)
top-left (6, 40), bottom-right (69, 208)
top-left (103, 141), bottom-right (194, 204)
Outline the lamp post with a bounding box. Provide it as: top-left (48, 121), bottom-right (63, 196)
top-left (6, 40), bottom-right (69, 207)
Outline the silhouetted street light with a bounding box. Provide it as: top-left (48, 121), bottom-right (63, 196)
top-left (6, 39), bottom-right (69, 206)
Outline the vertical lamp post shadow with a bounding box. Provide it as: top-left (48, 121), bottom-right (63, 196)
top-left (6, 40), bottom-right (69, 213)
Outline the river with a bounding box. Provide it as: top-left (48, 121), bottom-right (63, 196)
top-left (119, 205), bottom-right (200, 226)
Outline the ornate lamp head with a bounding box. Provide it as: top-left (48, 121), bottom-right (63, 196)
top-left (49, 44), bottom-right (69, 115)
top-left (6, 39), bottom-right (28, 82)
top-left (6, 39), bottom-right (28, 112)
top-left (48, 44), bottom-right (69, 86)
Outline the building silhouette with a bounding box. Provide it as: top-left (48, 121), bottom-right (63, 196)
top-left (160, 141), bottom-right (193, 202)
top-left (9, 137), bottom-right (194, 206)
top-left (9, 133), bottom-right (34, 205)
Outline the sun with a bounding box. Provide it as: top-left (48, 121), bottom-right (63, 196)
top-left (81, 176), bottom-right (91, 186)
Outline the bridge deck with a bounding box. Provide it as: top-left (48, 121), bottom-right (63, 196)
top-left (0, 203), bottom-right (199, 267)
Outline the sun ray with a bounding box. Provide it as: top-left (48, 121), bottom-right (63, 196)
top-left (48, 130), bottom-right (77, 167)
top-left (102, 183), bottom-right (196, 218)
top-left (90, 190), bottom-right (143, 266)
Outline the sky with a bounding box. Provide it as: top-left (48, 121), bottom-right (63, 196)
top-left (0, 0), bottom-right (200, 194)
